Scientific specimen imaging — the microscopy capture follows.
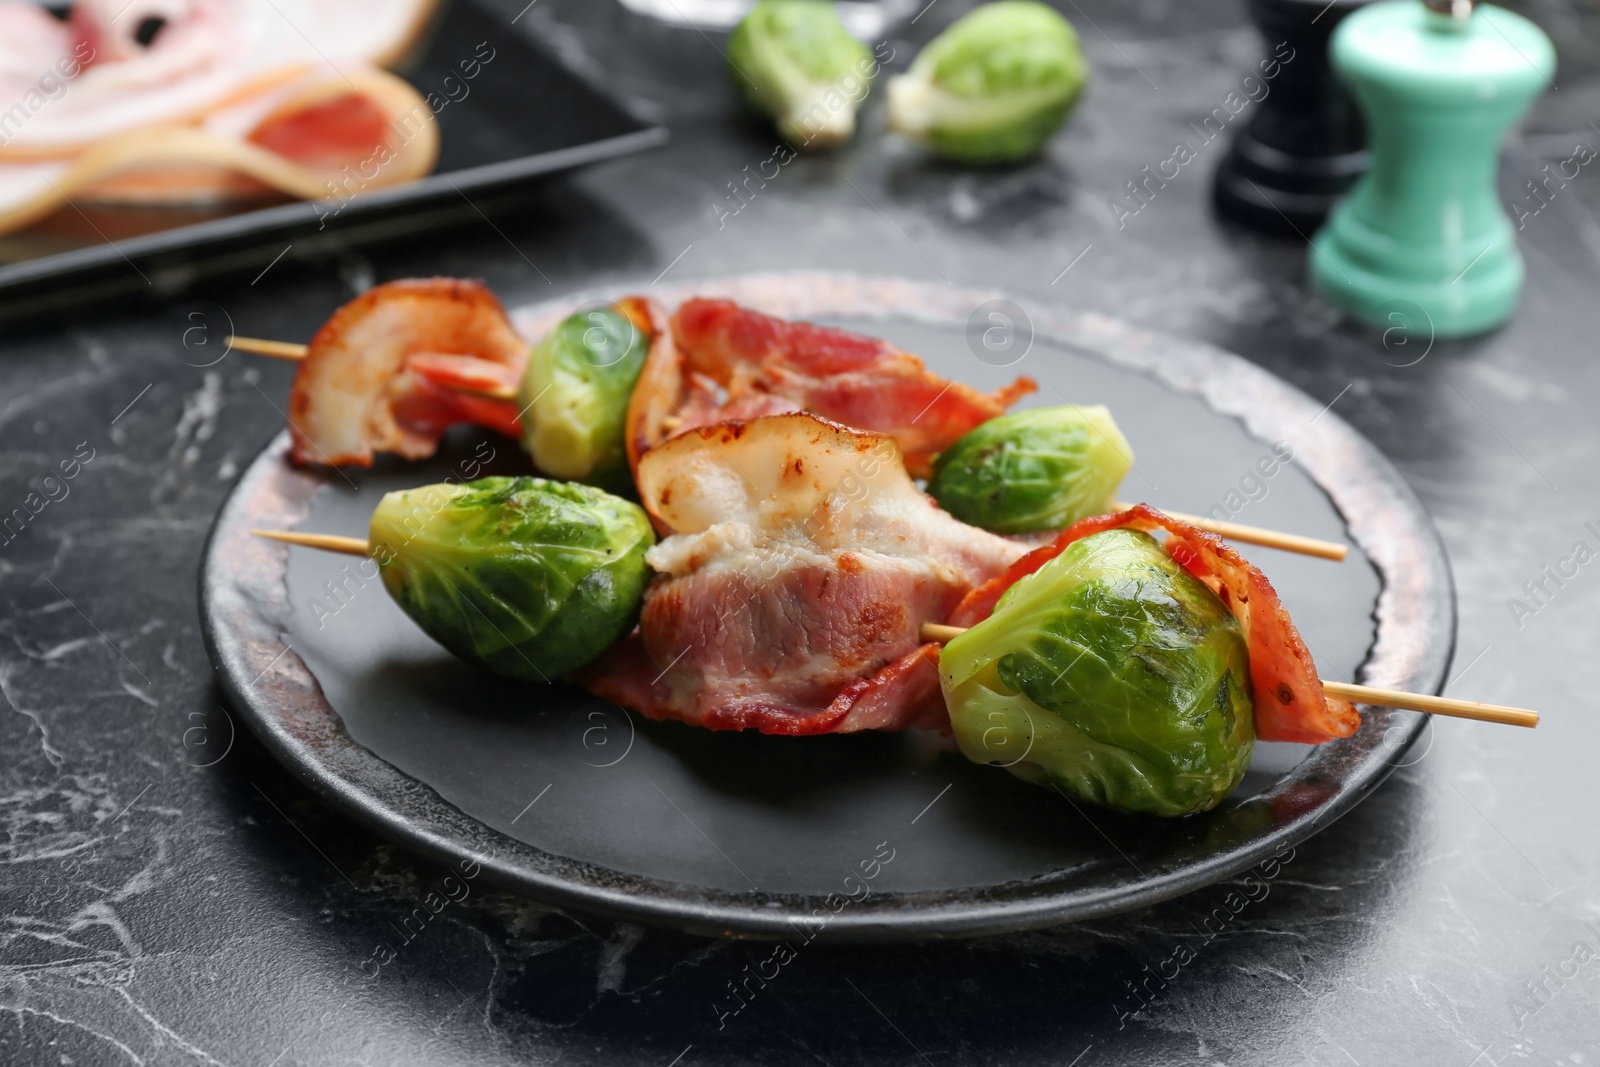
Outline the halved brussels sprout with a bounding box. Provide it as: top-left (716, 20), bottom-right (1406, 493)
top-left (927, 404), bottom-right (1132, 534)
top-left (887, 1), bottom-right (1088, 165)
top-left (941, 528), bottom-right (1254, 816)
top-left (519, 305), bottom-right (648, 485)
top-left (727, 0), bottom-right (874, 148)
top-left (369, 477), bottom-right (654, 681)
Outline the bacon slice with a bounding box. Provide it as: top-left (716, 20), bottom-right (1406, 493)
top-left (949, 503), bottom-right (1360, 745)
top-left (287, 278), bottom-right (527, 467)
top-left (577, 412), bottom-right (1028, 735)
top-left (0, 0), bottom-right (439, 160)
top-left (286, 288), bottom-right (672, 469)
top-left (624, 301), bottom-right (804, 477)
top-left (0, 0), bottom-right (441, 234)
top-left (244, 90), bottom-right (389, 170)
top-left (0, 64), bottom-right (439, 234)
top-left (625, 299), bottom-right (1036, 477)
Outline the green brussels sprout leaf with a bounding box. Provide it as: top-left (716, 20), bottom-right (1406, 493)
top-left (887, 0), bottom-right (1089, 164)
top-left (369, 477), bottom-right (654, 682)
top-left (727, 0), bottom-right (875, 148)
top-left (941, 528), bottom-right (1255, 816)
top-left (928, 404), bottom-right (1132, 534)
top-left (519, 306), bottom-right (648, 486)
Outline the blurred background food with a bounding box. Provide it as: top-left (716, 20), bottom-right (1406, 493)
top-left (0, 0), bottom-right (440, 236)
top-left (726, 0), bottom-right (877, 150)
top-left (884, 1), bottom-right (1088, 164)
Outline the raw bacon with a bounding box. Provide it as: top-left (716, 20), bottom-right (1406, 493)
top-left (949, 503), bottom-right (1360, 745)
top-left (0, 0), bottom-right (438, 159)
top-left (577, 412), bottom-right (1028, 734)
top-left (0, 64), bottom-right (439, 233)
top-left (0, 1), bottom-right (440, 235)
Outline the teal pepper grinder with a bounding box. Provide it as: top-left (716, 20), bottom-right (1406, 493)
top-left (1309, 0), bottom-right (1554, 337)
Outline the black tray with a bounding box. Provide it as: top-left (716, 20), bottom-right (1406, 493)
top-left (0, 0), bottom-right (665, 317)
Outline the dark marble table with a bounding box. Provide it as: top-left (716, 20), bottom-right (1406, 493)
top-left (2, 1), bottom-right (1596, 1063)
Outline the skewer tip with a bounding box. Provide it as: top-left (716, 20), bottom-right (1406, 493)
top-left (919, 623), bottom-right (1539, 728)
top-left (249, 528), bottom-right (372, 556)
top-left (1112, 501), bottom-right (1349, 562)
top-left (227, 336), bottom-right (309, 361)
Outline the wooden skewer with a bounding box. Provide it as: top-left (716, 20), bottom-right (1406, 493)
top-left (920, 623), bottom-right (979, 644)
top-left (449, 381), bottom-right (516, 402)
top-left (1317, 681), bottom-right (1538, 728)
top-left (1111, 501), bottom-right (1347, 562)
top-left (919, 623), bottom-right (1537, 729)
top-left (252, 529), bottom-right (370, 555)
top-left (227, 336), bottom-right (306, 360)
top-left (252, 531), bottom-right (1535, 729)
top-left (227, 336), bottom-right (518, 402)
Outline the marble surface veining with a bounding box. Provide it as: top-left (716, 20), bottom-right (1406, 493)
top-left (1, 0), bottom-right (1597, 1063)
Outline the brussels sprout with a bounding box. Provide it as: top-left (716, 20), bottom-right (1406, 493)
top-left (928, 404), bottom-right (1132, 534)
top-left (369, 477), bottom-right (654, 682)
top-left (727, 0), bottom-right (875, 148)
top-left (941, 528), bottom-right (1254, 816)
top-left (887, 1), bottom-right (1088, 165)
top-left (519, 306), bottom-right (648, 485)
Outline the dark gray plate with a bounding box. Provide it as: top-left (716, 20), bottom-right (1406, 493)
top-left (199, 273), bottom-right (1453, 941)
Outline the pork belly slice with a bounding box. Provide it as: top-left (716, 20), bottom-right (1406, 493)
top-left (578, 412), bottom-right (1028, 735)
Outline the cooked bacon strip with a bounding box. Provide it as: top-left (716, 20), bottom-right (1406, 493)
top-left (625, 299), bottom-right (1036, 477)
top-left (387, 357), bottom-right (522, 442)
top-left (577, 412), bottom-right (1027, 735)
top-left (587, 633), bottom-right (951, 736)
top-left (287, 278), bottom-right (526, 467)
top-left (949, 503), bottom-right (1360, 745)
top-left (287, 288), bottom-right (671, 469)
top-left (401, 352), bottom-right (520, 400)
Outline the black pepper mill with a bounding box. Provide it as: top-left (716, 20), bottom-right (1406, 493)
top-left (1213, 0), bottom-right (1374, 234)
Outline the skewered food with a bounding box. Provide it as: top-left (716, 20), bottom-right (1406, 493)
top-left (886, 1), bottom-right (1089, 165)
top-left (259, 426), bottom-right (1532, 820)
top-left (945, 503), bottom-right (1361, 745)
top-left (577, 412), bottom-right (1029, 734)
top-left (927, 404), bottom-right (1133, 534)
top-left (247, 287), bottom-right (1537, 825)
top-left (726, 0), bottom-right (875, 149)
top-left (276, 284), bottom-right (1039, 484)
top-left (633, 297), bottom-right (1038, 477)
top-left (288, 278), bottom-right (527, 467)
top-left (242, 284), bottom-right (1349, 560)
top-left (942, 527), bottom-right (1255, 815)
top-left (368, 476), bottom-right (654, 681)
top-left (518, 300), bottom-right (653, 485)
